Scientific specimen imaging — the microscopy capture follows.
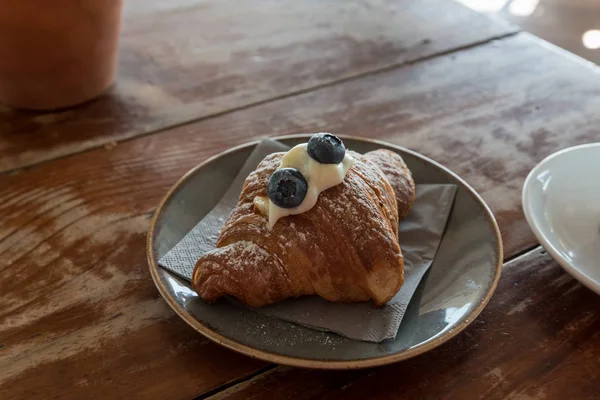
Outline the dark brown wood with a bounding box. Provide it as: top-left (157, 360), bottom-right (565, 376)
top-left (2, 25), bottom-right (600, 400)
top-left (207, 248), bottom-right (600, 400)
top-left (0, 0), bottom-right (517, 173)
top-left (0, 209), bottom-right (268, 399)
top-left (2, 32), bottom-right (600, 399)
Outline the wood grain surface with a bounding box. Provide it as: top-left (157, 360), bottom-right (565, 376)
top-left (207, 247), bottom-right (600, 400)
top-left (2, 32), bottom-right (600, 399)
top-left (0, 0), bottom-right (517, 173)
top-left (2, 5), bottom-right (600, 400)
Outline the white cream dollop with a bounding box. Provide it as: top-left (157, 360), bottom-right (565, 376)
top-left (253, 143), bottom-right (355, 228)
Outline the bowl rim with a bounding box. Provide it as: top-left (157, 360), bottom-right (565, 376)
top-left (146, 133), bottom-right (504, 369)
top-left (522, 142), bottom-right (600, 296)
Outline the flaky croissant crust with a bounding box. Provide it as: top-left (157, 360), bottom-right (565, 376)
top-left (193, 149), bottom-right (415, 307)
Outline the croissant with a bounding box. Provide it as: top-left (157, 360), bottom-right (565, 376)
top-left (192, 147), bottom-right (415, 307)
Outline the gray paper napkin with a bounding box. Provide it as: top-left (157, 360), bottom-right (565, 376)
top-left (159, 139), bottom-right (456, 343)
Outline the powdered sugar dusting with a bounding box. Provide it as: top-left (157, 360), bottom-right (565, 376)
top-left (211, 240), bottom-right (271, 272)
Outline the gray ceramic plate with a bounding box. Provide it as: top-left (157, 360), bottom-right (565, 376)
top-left (147, 134), bottom-right (503, 369)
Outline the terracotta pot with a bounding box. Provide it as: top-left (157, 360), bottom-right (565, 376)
top-left (0, 0), bottom-right (123, 110)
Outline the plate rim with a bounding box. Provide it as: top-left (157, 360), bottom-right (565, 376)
top-left (146, 133), bottom-right (504, 369)
top-left (522, 142), bottom-right (600, 295)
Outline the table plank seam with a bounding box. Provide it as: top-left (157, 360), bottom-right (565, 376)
top-left (521, 32), bottom-right (600, 73)
top-left (193, 365), bottom-right (277, 400)
top-left (503, 244), bottom-right (542, 267)
top-left (1, 30), bottom-right (520, 177)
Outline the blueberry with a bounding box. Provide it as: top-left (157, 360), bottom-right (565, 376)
top-left (307, 133), bottom-right (346, 164)
top-left (267, 168), bottom-right (308, 208)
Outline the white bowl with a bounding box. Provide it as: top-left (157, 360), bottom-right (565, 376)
top-left (523, 143), bottom-right (600, 295)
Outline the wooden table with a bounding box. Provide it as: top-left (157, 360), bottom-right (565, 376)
top-left (1, 1), bottom-right (599, 399)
